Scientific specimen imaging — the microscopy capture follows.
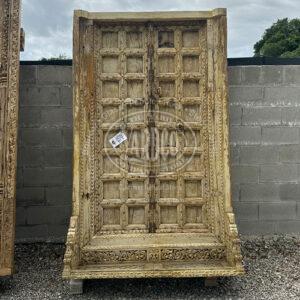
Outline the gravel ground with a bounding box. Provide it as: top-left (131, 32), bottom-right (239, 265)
top-left (0, 235), bottom-right (299, 299)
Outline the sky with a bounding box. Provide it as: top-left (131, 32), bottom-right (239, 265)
top-left (20, 0), bottom-right (300, 60)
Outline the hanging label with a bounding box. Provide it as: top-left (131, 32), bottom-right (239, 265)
top-left (109, 132), bottom-right (127, 148)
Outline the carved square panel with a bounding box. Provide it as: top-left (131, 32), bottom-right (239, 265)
top-left (184, 180), bottom-right (202, 198)
top-left (160, 206), bottom-right (177, 224)
top-left (103, 181), bottom-right (120, 199)
top-left (127, 80), bottom-right (144, 98)
top-left (128, 155), bottom-right (145, 174)
top-left (128, 206), bottom-right (145, 224)
top-left (128, 129), bottom-right (145, 149)
top-left (102, 105), bottom-right (119, 123)
top-left (127, 56), bottom-right (143, 73)
top-left (128, 181), bottom-right (144, 198)
top-left (127, 104), bottom-right (145, 123)
top-left (158, 31), bottom-right (174, 48)
top-left (102, 31), bottom-right (119, 48)
top-left (184, 129), bottom-right (201, 148)
top-left (103, 130), bottom-right (119, 148)
top-left (102, 56), bottom-right (119, 73)
top-left (184, 154), bottom-right (202, 172)
top-left (158, 103), bottom-right (176, 122)
top-left (159, 129), bottom-right (177, 147)
top-left (182, 104), bottom-right (201, 122)
top-left (183, 80), bottom-right (199, 97)
top-left (182, 31), bottom-right (199, 48)
top-left (103, 207), bottom-right (120, 225)
top-left (185, 206), bottom-right (202, 224)
top-left (160, 154), bottom-right (177, 173)
top-left (183, 55), bottom-right (199, 73)
top-left (158, 56), bottom-right (175, 73)
top-left (159, 81), bottom-right (175, 98)
top-left (103, 155), bottom-right (120, 174)
top-left (102, 81), bottom-right (119, 98)
top-left (160, 180), bottom-right (177, 198)
top-left (126, 31), bottom-right (143, 48)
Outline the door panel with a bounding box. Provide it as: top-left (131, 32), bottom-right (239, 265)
top-left (93, 24), bottom-right (150, 235)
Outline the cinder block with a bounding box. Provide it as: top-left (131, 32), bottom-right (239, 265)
top-left (279, 145), bottom-right (300, 162)
top-left (276, 221), bottom-right (300, 233)
top-left (230, 146), bottom-right (239, 165)
top-left (259, 202), bottom-right (297, 221)
top-left (260, 164), bottom-right (298, 183)
top-left (279, 183), bottom-right (300, 201)
top-left (229, 86), bottom-right (263, 105)
top-left (62, 167), bottom-right (73, 187)
top-left (60, 86), bottom-right (73, 107)
top-left (264, 87), bottom-right (300, 106)
top-left (242, 107), bottom-right (281, 126)
top-left (231, 184), bottom-right (240, 202)
top-left (282, 108), bottom-right (300, 125)
top-left (230, 126), bottom-right (261, 145)
top-left (228, 67), bottom-right (242, 85)
top-left (16, 207), bottom-right (26, 225)
top-left (262, 127), bottom-right (299, 145)
top-left (47, 225), bottom-right (68, 242)
top-left (40, 108), bottom-right (72, 128)
top-left (261, 66), bottom-right (283, 85)
top-left (240, 183), bottom-right (280, 202)
top-left (231, 165), bottom-right (259, 184)
top-left (237, 220), bottom-right (275, 234)
top-left (44, 149), bottom-right (72, 167)
top-left (46, 187), bottom-right (72, 205)
top-left (16, 187), bottom-right (45, 206)
top-left (15, 225), bottom-right (48, 241)
top-left (233, 202), bottom-right (258, 220)
top-left (20, 86), bottom-right (60, 107)
top-left (37, 66), bottom-right (72, 85)
top-left (45, 205), bottom-right (71, 225)
top-left (69, 279), bottom-right (83, 295)
top-left (20, 65), bottom-right (37, 84)
top-left (283, 66), bottom-right (300, 85)
top-left (23, 167), bottom-right (64, 187)
top-left (21, 128), bottom-right (63, 147)
top-left (19, 107), bottom-right (41, 128)
top-left (229, 106), bottom-right (242, 125)
top-left (240, 145), bottom-right (279, 164)
top-left (63, 128), bottom-right (73, 148)
top-left (241, 66), bottom-right (262, 85)
top-left (18, 147), bottom-right (44, 167)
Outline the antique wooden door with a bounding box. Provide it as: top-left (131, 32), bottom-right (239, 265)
top-left (0, 0), bottom-right (21, 276)
top-left (64, 9), bottom-right (244, 280)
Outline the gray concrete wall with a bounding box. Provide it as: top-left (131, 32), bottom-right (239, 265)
top-left (16, 65), bottom-right (300, 241)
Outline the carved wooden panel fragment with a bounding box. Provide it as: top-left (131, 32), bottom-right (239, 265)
top-left (63, 9), bottom-right (244, 280)
top-left (0, 0), bottom-right (21, 276)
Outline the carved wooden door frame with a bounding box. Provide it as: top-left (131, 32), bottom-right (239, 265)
top-left (0, 0), bottom-right (21, 276)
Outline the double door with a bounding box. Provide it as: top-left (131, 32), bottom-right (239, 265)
top-left (90, 21), bottom-right (210, 239)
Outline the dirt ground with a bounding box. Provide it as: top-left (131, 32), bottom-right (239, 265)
top-left (0, 235), bottom-right (299, 299)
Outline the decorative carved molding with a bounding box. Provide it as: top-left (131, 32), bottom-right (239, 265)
top-left (0, 0), bottom-right (21, 276)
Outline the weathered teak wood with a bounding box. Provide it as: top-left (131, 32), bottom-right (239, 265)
top-left (63, 9), bottom-right (244, 281)
top-left (0, 0), bottom-right (21, 276)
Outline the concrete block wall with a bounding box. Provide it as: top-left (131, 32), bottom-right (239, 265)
top-left (15, 64), bottom-right (300, 241)
top-left (229, 65), bottom-right (300, 235)
top-left (17, 65), bottom-right (73, 242)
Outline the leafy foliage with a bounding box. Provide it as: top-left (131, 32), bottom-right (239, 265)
top-left (40, 53), bottom-right (70, 61)
top-left (254, 18), bottom-right (300, 57)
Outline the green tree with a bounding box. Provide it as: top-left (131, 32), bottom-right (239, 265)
top-left (40, 53), bottom-right (70, 61)
top-left (254, 18), bottom-right (300, 57)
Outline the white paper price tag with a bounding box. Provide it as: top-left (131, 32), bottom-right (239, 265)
top-left (109, 132), bottom-right (127, 148)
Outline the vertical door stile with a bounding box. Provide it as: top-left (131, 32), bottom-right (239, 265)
top-left (147, 23), bottom-right (157, 233)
